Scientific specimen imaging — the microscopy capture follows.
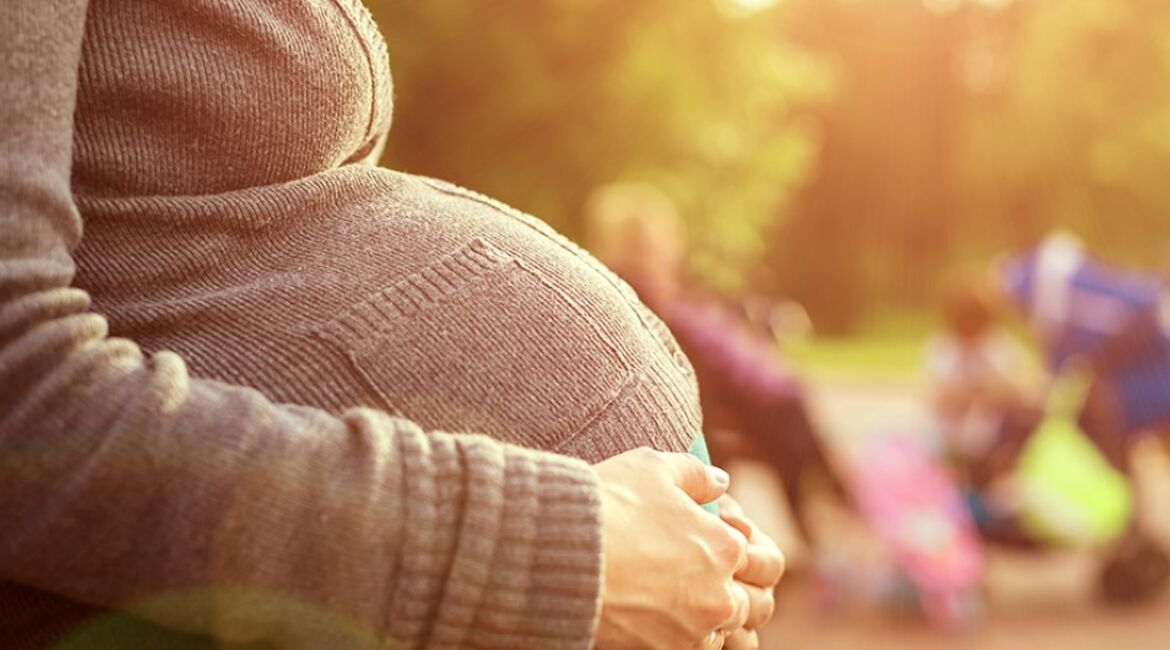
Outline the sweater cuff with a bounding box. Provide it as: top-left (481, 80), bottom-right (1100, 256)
top-left (522, 452), bottom-right (603, 646)
top-left (423, 440), bottom-right (603, 649)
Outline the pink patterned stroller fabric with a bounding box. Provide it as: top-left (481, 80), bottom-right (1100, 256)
top-left (854, 433), bottom-right (986, 627)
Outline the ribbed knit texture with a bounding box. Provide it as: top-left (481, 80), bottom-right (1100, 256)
top-left (0, 1), bottom-right (702, 648)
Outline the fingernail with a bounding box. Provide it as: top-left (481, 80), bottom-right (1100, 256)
top-left (707, 466), bottom-right (730, 487)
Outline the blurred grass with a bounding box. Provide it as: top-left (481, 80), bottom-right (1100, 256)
top-left (785, 337), bottom-right (923, 383)
top-left (782, 309), bottom-right (933, 383)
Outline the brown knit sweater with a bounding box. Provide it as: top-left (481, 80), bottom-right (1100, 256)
top-left (0, 1), bottom-right (701, 648)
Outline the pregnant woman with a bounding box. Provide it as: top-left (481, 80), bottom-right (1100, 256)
top-left (0, 1), bottom-right (782, 649)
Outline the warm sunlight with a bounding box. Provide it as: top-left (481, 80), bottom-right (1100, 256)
top-left (4, 1), bottom-right (1168, 649)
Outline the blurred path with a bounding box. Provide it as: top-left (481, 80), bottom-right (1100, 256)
top-left (735, 373), bottom-right (1170, 649)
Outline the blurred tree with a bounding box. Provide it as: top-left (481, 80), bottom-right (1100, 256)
top-left (958, 0), bottom-right (1170, 268)
top-left (368, 0), bottom-right (830, 294)
top-left (769, 0), bottom-right (965, 333)
top-left (769, 0), bottom-right (1170, 333)
top-left (369, 0), bottom-right (1170, 336)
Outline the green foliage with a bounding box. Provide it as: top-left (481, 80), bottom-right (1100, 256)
top-left (768, 0), bottom-right (969, 332)
top-left (768, 0), bottom-right (1170, 333)
top-left (368, 0), bottom-right (1170, 334)
top-left (959, 0), bottom-right (1170, 267)
top-left (368, 0), bottom-right (830, 294)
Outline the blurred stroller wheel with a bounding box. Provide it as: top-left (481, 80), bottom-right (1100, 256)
top-left (1098, 532), bottom-right (1170, 605)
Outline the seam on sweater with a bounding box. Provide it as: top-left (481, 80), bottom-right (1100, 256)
top-left (309, 239), bottom-right (508, 412)
top-left (327, 0), bottom-right (385, 153)
top-left (635, 299), bottom-right (694, 377)
top-left (76, 165), bottom-right (402, 230)
top-left (417, 177), bottom-right (642, 302)
top-left (511, 258), bottom-right (633, 372)
top-left (497, 260), bottom-right (646, 444)
top-left (418, 177), bottom-right (698, 386)
top-left (310, 236), bottom-right (638, 448)
top-left (502, 260), bottom-right (648, 445)
top-left (551, 369), bottom-right (645, 453)
top-left (325, 238), bottom-right (508, 332)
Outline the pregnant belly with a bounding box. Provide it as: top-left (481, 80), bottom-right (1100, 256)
top-left (76, 168), bottom-right (702, 462)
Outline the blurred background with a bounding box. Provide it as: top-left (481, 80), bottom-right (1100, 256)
top-left (367, 0), bottom-right (1170, 647)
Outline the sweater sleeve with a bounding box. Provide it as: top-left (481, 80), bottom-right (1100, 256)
top-left (0, 2), bottom-right (601, 648)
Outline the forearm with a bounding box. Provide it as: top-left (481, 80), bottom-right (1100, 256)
top-left (1, 340), bottom-right (602, 647)
top-left (1, 2), bottom-right (602, 646)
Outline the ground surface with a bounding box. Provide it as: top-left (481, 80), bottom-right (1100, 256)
top-left (735, 370), bottom-right (1170, 650)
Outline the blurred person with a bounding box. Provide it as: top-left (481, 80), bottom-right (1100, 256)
top-left (924, 279), bottom-right (1043, 484)
top-left (998, 232), bottom-right (1170, 473)
top-left (0, 2), bottom-right (786, 649)
top-left (997, 232), bottom-right (1170, 602)
top-left (585, 182), bottom-right (848, 545)
top-left (923, 279), bottom-right (1045, 548)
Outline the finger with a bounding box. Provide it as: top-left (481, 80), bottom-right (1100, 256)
top-left (696, 629), bottom-right (726, 650)
top-left (717, 494), bottom-right (746, 520)
top-left (740, 583), bottom-right (777, 630)
top-left (664, 452), bottom-right (730, 505)
top-left (718, 581), bottom-right (752, 632)
top-left (709, 516), bottom-right (750, 574)
top-left (735, 537), bottom-right (785, 588)
top-left (722, 628), bottom-right (760, 650)
top-left (718, 495), bottom-right (761, 546)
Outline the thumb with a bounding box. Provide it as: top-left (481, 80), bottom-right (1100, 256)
top-left (664, 453), bottom-right (730, 505)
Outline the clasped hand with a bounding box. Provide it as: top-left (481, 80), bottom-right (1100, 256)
top-left (593, 449), bottom-right (785, 649)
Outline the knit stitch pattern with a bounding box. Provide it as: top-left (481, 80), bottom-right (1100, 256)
top-left (0, 0), bottom-right (702, 648)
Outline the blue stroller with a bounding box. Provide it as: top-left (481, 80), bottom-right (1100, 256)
top-left (1001, 233), bottom-right (1170, 466)
top-left (999, 233), bottom-right (1170, 602)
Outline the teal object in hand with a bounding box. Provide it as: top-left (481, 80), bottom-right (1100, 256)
top-left (689, 433), bottom-right (720, 515)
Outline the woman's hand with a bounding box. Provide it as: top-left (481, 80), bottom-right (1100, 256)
top-left (593, 448), bottom-right (750, 649)
top-left (718, 495), bottom-right (786, 650)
